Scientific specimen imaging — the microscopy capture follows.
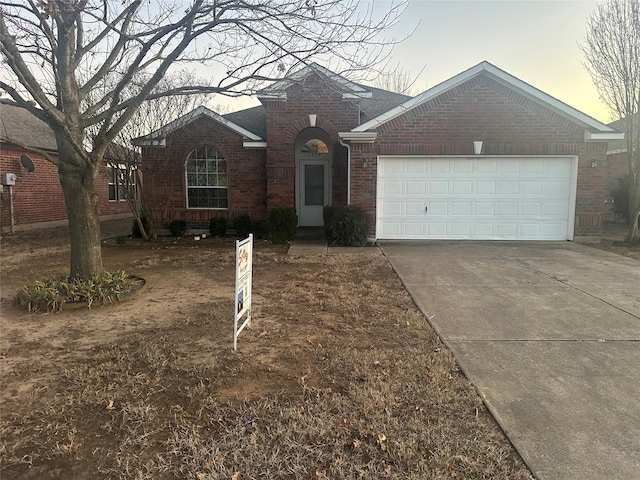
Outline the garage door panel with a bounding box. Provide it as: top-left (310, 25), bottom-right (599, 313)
top-left (452, 202), bottom-right (472, 215)
top-left (377, 157), bottom-right (575, 240)
top-left (497, 224), bottom-right (518, 237)
top-left (406, 181), bottom-right (427, 195)
top-left (405, 222), bottom-right (425, 236)
top-left (473, 223), bottom-right (494, 237)
top-left (452, 181), bottom-right (473, 195)
top-left (450, 223), bottom-right (471, 236)
top-left (381, 180), bottom-right (403, 195)
top-left (499, 181), bottom-right (519, 194)
top-left (428, 202), bottom-right (448, 216)
top-left (476, 160), bottom-right (498, 174)
top-left (475, 202), bottom-right (495, 216)
top-left (521, 203), bottom-right (542, 216)
top-left (544, 202), bottom-right (569, 216)
top-left (498, 202), bottom-right (518, 216)
top-left (543, 180), bottom-right (570, 195)
top-left (453, 160), bottom-right (473, 173)
top-left (405, 202), bottom-right (425, 215)
top-left (430, 181), bottom-right (449, 195)
top-left (429, 159), bottom-right (450, 174)
top-left (380, 200), bottom-right (403, 215)
top-left (522, 181), bottom-right (543, 195)
top-left (523, 160), bottom-right (545, 173)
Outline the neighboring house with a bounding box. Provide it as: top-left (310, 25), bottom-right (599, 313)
top-left (136, 61), bottom-right (623, 241)
top-left (605, 113), bottom-right (638, 221)
top-left (0, 100), bottom-right (133, 232)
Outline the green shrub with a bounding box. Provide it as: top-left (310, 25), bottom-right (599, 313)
top-left (269, 207), bottom-right (298, 244)
top-left (209, 216), bottom-right (227, 237)
top-left (326, 205), bottom-right (370, 247)
top-left (131, 216), bottom-right (149, 238)
top-left (610, 174), bottom-right (631, 222)
top-left (233, 214), bottom-right (253, 238)
top-left (323, 205), bottom-right (338, 239)
top-left (169, 219), bottom-right (187, 237)
top-left (116, 235), bottom-right (128, 245)
top-left (17, 270), bottom-right (135, 313)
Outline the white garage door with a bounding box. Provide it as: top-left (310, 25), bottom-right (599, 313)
top-left (377, 156), bottom-right (577, 240)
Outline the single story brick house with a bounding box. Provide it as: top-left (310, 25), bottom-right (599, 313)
top-left (136, 61), bottom-right (623, 241)
top-left (0, 100), bottom-right (133, 232)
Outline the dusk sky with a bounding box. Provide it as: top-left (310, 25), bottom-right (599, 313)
top-left (217, 0), bottom-right (613, 124)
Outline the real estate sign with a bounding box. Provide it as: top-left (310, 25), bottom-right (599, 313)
top-left (233, 234), bottom-right (253, 350)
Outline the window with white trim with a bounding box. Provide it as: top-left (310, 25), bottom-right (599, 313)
top-left (185, 145), bottom-right (228, 209)
top-left (108, 164), bottom-right (136, 201)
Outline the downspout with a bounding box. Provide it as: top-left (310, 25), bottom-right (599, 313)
top-left (339, 137), bottom-right (351, 205)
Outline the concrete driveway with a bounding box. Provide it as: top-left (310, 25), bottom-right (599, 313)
top-left (380, 241), bottom-right (640, 480)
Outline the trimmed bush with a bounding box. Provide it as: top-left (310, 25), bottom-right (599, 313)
top-left (209, 216), bottom-right (227, 237)
top-left (326, 205), bottom-right (370, 247)
top-left (169, 219), bottom-right (187, 237)
top-left (131, 216), bottom-right (149, 238)
top-left (322, 205), bottom-right (338, 240)
top-left (269, 207), bottom-right (298, 244)
top-left (233, 214), bottom-right (253, 238)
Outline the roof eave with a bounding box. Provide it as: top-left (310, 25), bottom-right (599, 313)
top-left (338, 131), bottom-right (377, 143)
top-left (584, 131), bottom-right (625, 141)
top-left (354, 61), bottom-right (620, 136)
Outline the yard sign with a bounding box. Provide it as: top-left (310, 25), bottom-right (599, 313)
top-left (233, 234), bottom-right (253, 350)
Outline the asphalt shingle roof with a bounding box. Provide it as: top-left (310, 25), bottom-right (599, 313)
top-left (0, 100), bottom-right (57, 151)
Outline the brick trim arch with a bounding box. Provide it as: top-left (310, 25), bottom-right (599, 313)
top-left (284, 117), bottom-right (340, 144)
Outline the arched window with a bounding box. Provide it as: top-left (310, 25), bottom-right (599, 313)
top-left (300, 139), bottom-right (329, 154)
top-left (185, 145), bottom-right (228, 209)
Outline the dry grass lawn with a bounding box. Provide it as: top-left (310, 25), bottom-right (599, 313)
top-left (0, 220), bottom-right (536, 479)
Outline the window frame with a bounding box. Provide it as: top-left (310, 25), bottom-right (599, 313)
top-left (108, 163), bottom-right (137, 202)
top-left (185, 145), bottom-right (229, 210)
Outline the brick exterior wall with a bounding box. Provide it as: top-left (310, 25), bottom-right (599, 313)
top-left (0, 145), bottom-right (131, 231)
top-left (264, 72), bottom-right (359, 210)
top-left (349, 74), bottom-right (609, 238)
top-left (141, 116), bottom-right (268, 229)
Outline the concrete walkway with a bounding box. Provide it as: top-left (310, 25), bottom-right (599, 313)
top-left (380, 241), bottom-right (640, 480)
top-left (287, 229), bottom-right (379, 255)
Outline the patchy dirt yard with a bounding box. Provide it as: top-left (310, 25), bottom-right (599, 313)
top-left (0, 219), bottom-right (570, 479)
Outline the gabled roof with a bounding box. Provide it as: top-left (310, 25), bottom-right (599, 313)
top-left (0, 100), bottom-right (57, 151)
top-left (133, 105), bottom-right (264, 146)
top-left (257, 63), bottom-right (373, 101)
top-left (351, 61), bottom-right (624, 141)
top-left (223, 105), bottom-right (267, 139)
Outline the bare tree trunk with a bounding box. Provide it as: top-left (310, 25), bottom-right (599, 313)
top-left (57, 143), bottom-right (104, 279)
top-left (626, 183), bottom-right (640, 243)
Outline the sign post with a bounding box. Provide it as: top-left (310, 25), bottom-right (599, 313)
top-left (233, 234), bottom-right (253, 350)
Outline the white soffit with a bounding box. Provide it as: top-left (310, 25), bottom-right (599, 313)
top-left (338, 131), bottom-right (377, 143)
top-left (353, 61), bottom-right (621, 138)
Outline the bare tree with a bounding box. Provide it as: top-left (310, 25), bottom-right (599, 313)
top-left (371, 62), bottom-right (426, 96)
top-left (98, 71), bottom-right (214, 240)
top-left (0, 0), bottom-right (405, 279)
top-left (582, 0), bottom-right (640, 243)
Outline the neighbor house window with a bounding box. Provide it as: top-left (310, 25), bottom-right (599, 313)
top-left (108, 164), bottom-right (136, 201)
top-left (185, 145), bottom-right (228, 209)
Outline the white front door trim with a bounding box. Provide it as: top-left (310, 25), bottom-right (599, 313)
top-left (296, 158), bottom-right (331, 227)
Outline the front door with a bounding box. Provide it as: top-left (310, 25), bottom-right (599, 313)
top-left (298, 159), bottom-right (330, 226)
